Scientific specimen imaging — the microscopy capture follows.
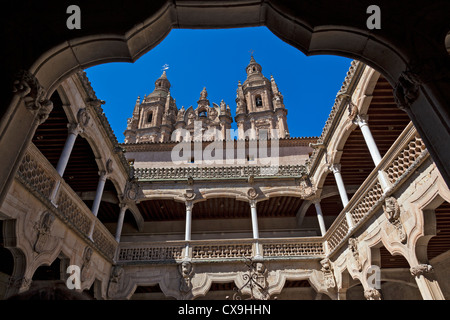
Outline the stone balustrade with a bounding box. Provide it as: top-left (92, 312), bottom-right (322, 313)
top-left (324, 122), bottom-right (429, 255)
top-left (134, 164), bottom-right (308, 181)
top-left (16, 143), bottom-right (118, 261)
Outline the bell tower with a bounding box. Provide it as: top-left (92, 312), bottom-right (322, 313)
top-left (124, 71), bottom-right (177, 143)
top-left (235, 56), bottom-right (289, 140)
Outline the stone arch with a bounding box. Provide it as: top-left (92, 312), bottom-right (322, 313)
top-left (406, 169), bottom-right (450, 267)
top-left (2, 1), bottom-right (450, 218)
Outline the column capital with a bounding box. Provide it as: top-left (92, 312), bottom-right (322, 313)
top-left (119, 202), bottom-right (128, 210)
top-left (67, 123), bottom-right (83, 136)
top-left (185, 200), bottom-right (194, 211)
top-left (328, 163), bottom-right (342, 174)
top-left (249, 199), bottom-right (257, 208)
top-left (410, 264), bottom-right (433, 277)
top-left (98, 170), bottom-right (108, 180)
top-left (353, 114), bottom-right (369, 127)
top-left (311, 198), bottom-right (321, 205)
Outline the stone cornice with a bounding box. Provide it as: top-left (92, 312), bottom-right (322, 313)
top-left (308, 60), bottom-right (365, 175)
top-left (76, 70), bottom-right (132, 177)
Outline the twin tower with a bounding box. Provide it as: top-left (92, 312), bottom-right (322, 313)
top-left (124, 56), bottom-right (289, 144)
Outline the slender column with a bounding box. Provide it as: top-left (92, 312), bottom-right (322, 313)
top-left (313, 199), bottom-right (327, 236)
top-left (114, 203), bottom-right (128, 242)
top-left (354, 115), bottom-right (392, 192)
top-left (184, 201), bottom-right (194, 259)
top-left (56, 123), bottom-right (82, 176)
top-left (249, 200), bottom-right (262, 259)
top-left (91, 171), bottom-right (107, 217)
top-left (50, 123), bottom-right (82, 203)
top-left (410, 264), bottom-right (445, 300)
top-left (329, 164), bottom-right (349, 206)
top-left (88, 170), bottom-right (108, 240)
top-left (185, 201), bottom-right (193, 241)
top-left (354, 115), bottom-right (382, 166)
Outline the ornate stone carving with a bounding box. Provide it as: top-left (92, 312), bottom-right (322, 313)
top-left (13, 70), bottom-right (54, 124)
top-left (320, 258), bottom-right (336, 289)
top-left (106, 159), bottom-right (114, 174)
top-left (77, 108), bottom-right (90, 127)
top-left (33, 211), bottom-right (55, 254)
top-left (348, 237), bottom-right (362, 272)
top-left (393, 71), bottom-right (421, 111)
top-left (184, 189), bottom-right (196, 201)
top-left (86, 98), bottom-right (105, 109)
top-left (8, 276), bottom-right (31, 291)
top-left (228, 258), bottom-right (271, 300)
top-left (124, 181), bottom-right (141, 202)
top-left (179, 261), bottom-right (194, 293)
top-left (382, 196), bottom-right (407, 243)
top-left (81, 246), bottom-right (93, 282)
top-left (247, 187), bottom-right (258, 200)
top-left (364, 288), bottom-right (382, 300)
top-left (13, 70), bottom-right (46, 110)
top-left (107, 266), bottom-right (124, 298)
top-left (410, 264), bottom-right (433, 277)
top-left (297, 177), bottom-right (316, 198)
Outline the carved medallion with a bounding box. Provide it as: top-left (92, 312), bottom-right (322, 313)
top-left (184, 189), bottom-right (196, 201)
top-left (247, 187), bottom-right (258, 200)
top-left (77, 108), bottom-right (90, 127)
top-left (33, 211), bottom-right (55, 254)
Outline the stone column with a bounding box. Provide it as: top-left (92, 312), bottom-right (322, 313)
top-left (249, 200), bottom-right (262, 259)
top-left (114, 203), bottom-right (128, 243)
top-left (329, 164), bottom-right (349, 206)
top-left (330, 164), bottom-right (354, 229)
top-left (184, 201), bottom-right (194, 259)
top-left (88, 170), bottom-right (108, 240)
top-left (353, 115), bottom-right (382, 166)
top-left (50, 123), bottom-right (83, 203)
top-left (313, 199), bottom-right (327, 236)
top-left (410, 264), bottom-right (445, 300)
top-left (56, 123), bottom-right (82, 176)
top-left (91, 170), bottom-right (107, 217)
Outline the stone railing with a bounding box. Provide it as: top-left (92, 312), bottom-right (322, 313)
top-left (260, 237), bottom-right (325, 258)
top-left (118, 124), bottom-right (427, 263)
top-left (134, 164), bottom-right (308, 181)
top-left (117, 238), bottom-right (324, 263)
top-left (324, 122), bottom-right (428, 255)
top-left (16, 143), bottom-right (118, 261)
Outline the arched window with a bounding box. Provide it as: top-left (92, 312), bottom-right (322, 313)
top-left (147, 112), bottom-right (153, 123)
top-left (199, 110), bottom-right (207, 117)
top-left (255, 95), bottom-right (262, 107)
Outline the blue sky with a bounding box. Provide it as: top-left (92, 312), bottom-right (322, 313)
top-left (85, 27), bottom-right (352, 143)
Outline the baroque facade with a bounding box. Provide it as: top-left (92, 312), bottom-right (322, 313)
top-left (0, 56), bottom-right (449, 301)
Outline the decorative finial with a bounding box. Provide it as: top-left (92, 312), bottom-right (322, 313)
top-left (162, 63), bottom-right (170, 71)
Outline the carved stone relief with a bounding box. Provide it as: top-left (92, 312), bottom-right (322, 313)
top-left (348, 237), bottom-right (362, 272)
top-left (33, 211), bottom-right (56, 254)
top-left (382, 196), bottom-right (407, 243)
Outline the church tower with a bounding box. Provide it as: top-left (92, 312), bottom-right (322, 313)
top-left (124, 71), bottom-right (178, 143)
top-left (235, 56), bottom-right (289, 139)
